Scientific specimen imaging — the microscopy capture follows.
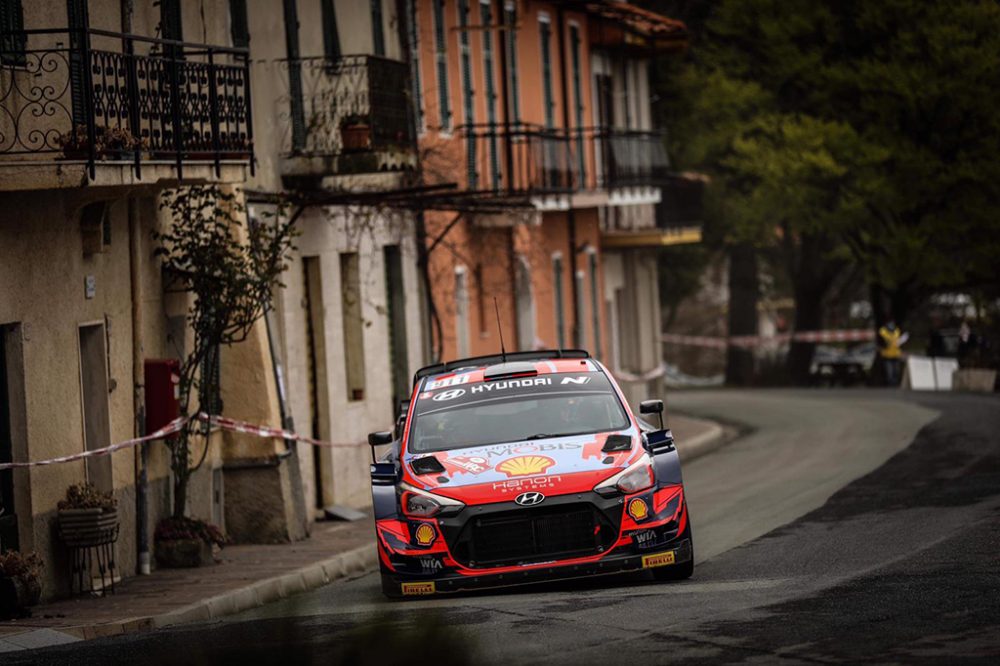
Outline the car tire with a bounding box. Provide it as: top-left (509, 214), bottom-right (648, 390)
top-left (652, 556), bottom-right (693, 581)
top-left (381, 573), bottom-right (403, 599)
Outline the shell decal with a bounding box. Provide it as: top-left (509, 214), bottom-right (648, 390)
top-left (496, 455), bottom-right (556, 478)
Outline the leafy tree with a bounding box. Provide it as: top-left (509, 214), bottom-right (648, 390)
top-left (648, 0), bottom-right (1000, 383)
top-left (155, 186), bottom-right (296, 519)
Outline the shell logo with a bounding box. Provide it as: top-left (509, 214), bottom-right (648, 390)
top-left (628, 498), bottom-right (650, 521)
top-left (414, 523), bottom-right (436, 546)
top-left (497, 455), bottom-right (556, 478)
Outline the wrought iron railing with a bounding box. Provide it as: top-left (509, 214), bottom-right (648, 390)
top-left (0, 27), bottom-right (252, 180)
top-left (591, 128), bottom-right (670, 188)
top-left (458, 123), bottom-right (576, 195)
top-left (277, 55), bottom-right (414, 160)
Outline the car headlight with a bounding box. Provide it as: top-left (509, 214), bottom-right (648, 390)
top-left (400, 482), bottom-right (465, 517)
top-left (594, 454), bottom-right (655, 496)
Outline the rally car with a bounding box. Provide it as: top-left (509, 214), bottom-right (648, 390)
top-left (367, 349), bottom-right (693, 598)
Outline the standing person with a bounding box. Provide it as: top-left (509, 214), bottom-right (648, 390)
top-left (878, 319), bottom-right (908, 386)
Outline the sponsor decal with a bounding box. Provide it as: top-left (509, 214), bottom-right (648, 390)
top-left (414, 523), bottom-right (436, 546)
top-left (470, 441), bottom-right (582, 459)
top-left (641, 551), bottom-right (676, 569)
top-left (560, 376), bottom-right (592, 385)
top-left (401, 581), bottom-right (436, 596)
top-left (418, 391), bottom-right (433, 400)
top-left (425, 374), bottom-right (472, 390)
top-left (633, 529), bottom-right (658, 549)
top-left (628, 498), bottom-right (650, 521)
top-left (492, 475), bottom-right (563, 493)
top-left (444, 455), bottom-right (491, 475)
top-left (470, 377), bottom-right (551, 393)
top-left (497, 455), bottom-right (556, 478)
top-left (432, 388), bottom-right (466, 402)
top-left (419, 556), bottom-right (443, 573)
top-left (514, 491), bottom-right (546, 506)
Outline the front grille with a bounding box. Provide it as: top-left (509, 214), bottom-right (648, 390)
top-left (458, 504), bottom-right (609, 567)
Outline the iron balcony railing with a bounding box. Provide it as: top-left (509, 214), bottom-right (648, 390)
top-left (0, 27), bottom-right (252, 180)
top-left (590, 128), bottom-right (671, 189)
top-left (451, 125), bottom-right (672, 198)
top-left (458, 122), bottom-right (577, 196)
top-left (278, 55), bottom-right (414, 162)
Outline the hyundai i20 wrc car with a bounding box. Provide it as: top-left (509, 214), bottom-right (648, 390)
top-left (367, 349), bottom-right (693, 598)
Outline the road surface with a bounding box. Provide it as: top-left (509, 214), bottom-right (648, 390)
top-left (13, 389), bottom-right (1000, 665)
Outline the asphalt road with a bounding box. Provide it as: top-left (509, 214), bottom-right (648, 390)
top-left (14, 389), bottom-right (1000, 665)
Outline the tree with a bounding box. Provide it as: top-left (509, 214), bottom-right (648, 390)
top-left (648, 0), bottom-right (1000, 383)
top-left (155, 186), bottom-right (297, 519)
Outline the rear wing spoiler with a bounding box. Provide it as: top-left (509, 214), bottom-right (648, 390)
top-left (412, 349), bottom-right (591, 386)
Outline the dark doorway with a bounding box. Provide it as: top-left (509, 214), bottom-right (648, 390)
top-left (79, 323), bottom-right (112, 493)
top-left (0, 325), bottom-right (18, 551)
top-left (383, 245), bottom-right (409, 410)
top-left (302, 257), bottom-right (331, 510)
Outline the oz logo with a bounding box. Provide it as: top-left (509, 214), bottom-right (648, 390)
top-left (433, 388), bottom-right (466, 401)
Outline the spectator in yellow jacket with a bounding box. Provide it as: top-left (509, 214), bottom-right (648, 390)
top-left (878, 320), bottom-right (908, 386)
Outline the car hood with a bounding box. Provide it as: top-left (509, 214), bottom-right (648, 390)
top-left (403, 428), bottom-right (643, 504)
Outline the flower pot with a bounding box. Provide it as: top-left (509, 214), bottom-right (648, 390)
top-left (341, 124), bottom-right (372, 152)
top-left (155, 538), bottom-right (214, 568)
top-left (0, 576), bottom-right (41, 618)
top-left (953, 368), bottom-right (997, 393)
top-left (58, 508), bottom-right (119, 547)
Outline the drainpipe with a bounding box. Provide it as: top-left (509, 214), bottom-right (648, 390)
top-left (128, 196), bottom-right (150, 575)
top-left (556, 7), bottom-right (581, 348)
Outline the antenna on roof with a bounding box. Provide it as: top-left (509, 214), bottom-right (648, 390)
top-left (494, 297), bottom-right (507, 363)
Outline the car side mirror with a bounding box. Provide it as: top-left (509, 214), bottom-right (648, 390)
top-left (639, 399), bottom-right (664, 430)
top-left (368, 430), bottom-right (393, 463)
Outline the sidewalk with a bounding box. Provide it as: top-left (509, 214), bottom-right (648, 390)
top-left (0, 518), bottom-right (375, 652)
top-left (0, 414), bottom-right (726, 652)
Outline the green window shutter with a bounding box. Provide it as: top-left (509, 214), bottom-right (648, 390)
top-left (407, 0), bottom-right (423, 129)
top-left (458, 0), bottom-right (476, 188)
top-left (0, 0), bottom-right (26, 66)
top-left (229, 0), bottom-right (250, 49)
top-left (321, 0), bottom-right (341, 60)
top-left (553, 255), bottom-right (565, 348)
top-left (540, 17), bottom-right (554, 129)
top-left (504, 3), bottom-right (520, 124)
top-left (371, 0), bottom-right (385, 57)
top-left (433, 0), bottom-right (451, 129)
top-left (481, 0), bottom-right (499, 189)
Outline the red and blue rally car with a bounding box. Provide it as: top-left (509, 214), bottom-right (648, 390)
top-left (367, 349), bottom-right (693, 597)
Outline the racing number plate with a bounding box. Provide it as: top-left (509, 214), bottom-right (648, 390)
top-left (642, 551), bottom-right (676, 568)
top-left (401, 581), bottom-right (436, 596)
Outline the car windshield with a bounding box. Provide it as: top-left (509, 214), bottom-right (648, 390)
top-left (408, 371), bottom-right (630, 453)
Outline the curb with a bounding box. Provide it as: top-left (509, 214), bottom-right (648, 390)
top-left (672, 415), bottom-right (727, 463)
top-left (61, 543), bottom-right (377, 641)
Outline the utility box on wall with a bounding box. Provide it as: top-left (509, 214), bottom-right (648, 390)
top-left (144, 359), bottom-right (181, 434)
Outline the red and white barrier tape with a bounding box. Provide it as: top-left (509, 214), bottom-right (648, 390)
top-left (662, 329), bottom-right (875, 349)
top-left (0, 413), bottom-right (362, 471)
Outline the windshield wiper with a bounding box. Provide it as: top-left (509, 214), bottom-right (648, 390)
top-left (525, 433), bottom-right (557, 440)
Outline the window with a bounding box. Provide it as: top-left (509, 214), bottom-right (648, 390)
top-left (455, 267), bottom-right (470, 358)
top-left (370, 0), bottom-right (385, 57)
top-left (481, 0), bottom-right (500, 189)
top-left (589, 251), bottom-right (601, 357)
top-left (515, 256), bottom-right (535, 350)
top-left (407, 0), bottom-right (423, 130)
top-left (570, 24), bottom-right (585, 183)
top-left (340, 252), bottom-right (366, 401)
top-left (409, 372), bottom-right (629, 452)
top-left (553, 253), bottom-right (565, 348)
top-left (321, 0), bottom-right (341, 60)
top-left (229, 0), bottom-right (249, 48)
top-left (432, 0), bottom-right (451, 130)
top-left (160, 0), bottom-right (184, 60)
top-left (539, 14), bottom-right (554, 129)
top-left (504, 2), bottom-right (520, 124)
top-left (199, 344), bottom-right (222, 416)
top-left (574, 269), bottom-right (586, 348)
top-left (0, 0), bottom-right (26, 66)
top-left (384, 246), bottom-right (410, 409)
top-left (458, 0), bottom-right (476, 188)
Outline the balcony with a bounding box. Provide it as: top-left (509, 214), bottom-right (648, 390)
top-left (456, 123), bottom-right (577, 199)
top-left (0, 27), bottom-right (252, 189)
top-left (277, 55), bottom-right (416, 183)
top-left (592, 129), bottom-right (671, 190)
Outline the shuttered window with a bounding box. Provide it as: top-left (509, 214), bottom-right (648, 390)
top-left (570, 24), bottom-right (585, 185)
top-left (458, 0), bottom-right (476, 188)
top-left (0, 0), bottom-right (26, 66)
top-left (504, 2), bottom-right (520, 124)
top-left (432, 0), bottom-right (451, 130)
top-left (407, 0), bottom-right (423, 130)
top-left (589, 252), bottom-right (602, 358)
top-left (481, 0), bottom-right (499, 189)
top-left (540, 14), bottom-right (554, 129)
top-left (321, 0), bottom-right (341, 60)
top-left (229, 0), bottom-right (250, 49)
top-left (553, 254), bottom-right (565, 348)
top-left (370, 0), bottom-right (385, 57)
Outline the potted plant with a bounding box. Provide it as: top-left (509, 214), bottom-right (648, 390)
top-left (101, 126), bottom-right (147, 160)
top-left (58, 125), bottom-right (147, 160)
top-left (0, 551), bottom-right (43, 619)
top-left (154, 517), bottom-right (226, 568)
top-left (339, 113), bottom-right (372, 152)
top-left (57, 483), bottom-right (119, 548)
